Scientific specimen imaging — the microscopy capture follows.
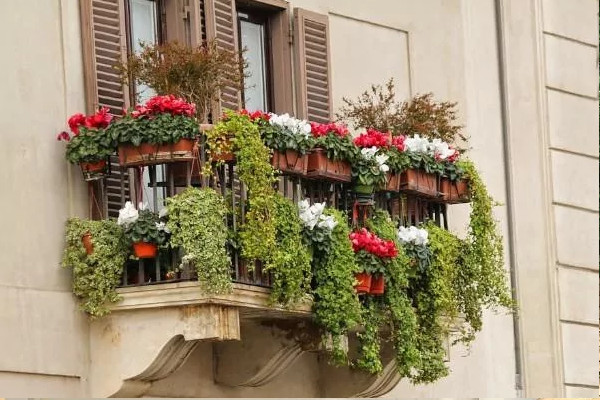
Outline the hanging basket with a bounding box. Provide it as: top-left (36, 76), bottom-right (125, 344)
top-left (399, 169), bottom-right (439, 198)
top-left (79, 159), bottom-right (108, 181)
top-left (354, 272), bottom-right (372, 294)
top-left (305, 148), bottom-right (351, 182)
top-left (132, 241), bottom-right (158, 259)
top-left (118, 139), bottom-right (195, 167)
top-left (439, 178), bottom-right (471, 204)
top-left (385, 173), bottom-right (401, 192)
top-left (210, 135), bottom-right (235, 162)
top-left (370, 274), bottom-right (385, 295)
top-left (271, 150), bottom-right (308, 176)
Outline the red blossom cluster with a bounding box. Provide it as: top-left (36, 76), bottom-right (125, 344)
top-left (57, 107), bottom-right (113, 141)
top-left (310, 122), bottom-right (349, 137)
top-left (349, 228), bottom-right (398, 258)
top-left (353, 128), bottom-right (390, 148)
top-left (131, 95), bottom-right (196, 118)
top-left (239, 109), bottom-right (271, 122)
top-left (391, 135), bottom-right (406, 151)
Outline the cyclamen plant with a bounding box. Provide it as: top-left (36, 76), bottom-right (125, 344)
top-left (57, 108), bottom-right (115, 164)
top-left (298, 200), bottom-right (338, 253)
top-left (117, 201), bottom-right (169, 246)
top-left (260, 112), bottom-right (314, 154)
top-left (352, 146), bottom-right (390, 188)
top-left (310, 121), bottom-right (357, 162)
top-left (349, 228), bottom-right (398, 274)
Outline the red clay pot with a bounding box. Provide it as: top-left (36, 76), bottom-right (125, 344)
top-left (79, 160), bottom-right (107, 173)
top-left (354, 272), bottom-right (372, 294)
top-left (306, 148), bottom-right (351, 182)
top-left (81, 232), bottom-right (93, 255)
top-left (132, 241), bottom-right (158, 258)
top-left (399, 169), bottom-right (439, 198)
top-left (271, 150), bottom-right (308, 176)
top-left (370, 274), bottom-right (385, 295)
top-left (440, 178), bottom-right (470, 204)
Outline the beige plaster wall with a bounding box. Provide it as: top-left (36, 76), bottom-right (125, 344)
top-left (0, 0), bottom-right (89, 397)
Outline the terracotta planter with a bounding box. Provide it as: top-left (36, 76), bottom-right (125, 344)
top-left (399, 169), bottom-right (439, 198)
top-left (440, 178), bottom-right (470, 204)
top-left (118, 139), bottom-right (195, 167)
top-left (271, 150), bottom-right (308, 176)
top-left (354, 272), bottom-right (372, 294)
top-left (211, 135), bottom-right (235, 162)
top-left (132, 241), bottom-right (158, 258)
top-left (385, 173), bottom-right (401, 192)
top-left (306, 148), bottom-right (351, 182)
top-left (79, 160), bottom-right (107, 181)
top-left (81, 232), bottom-right (93, 255)
top-left (370, 274), bottom-right (385, 295)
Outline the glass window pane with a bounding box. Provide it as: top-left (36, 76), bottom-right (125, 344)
top-left (240, 19), bottom-right (267, 111)
top-left (130, 0), bottom-right (158, 103)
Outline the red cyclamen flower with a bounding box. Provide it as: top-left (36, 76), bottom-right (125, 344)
top-left (56, 131), bottom-right (71, 142)
top-left (353, 128), bottom-right (390, 148)
top-left (348, 228), bottom-right (397, 258)
top-left (310, 122), bottom-right (348, 138)
top-left (68, 113), bottom-right (86, 135)
top-left (391, 135), bottom-right (406, 152)
top-left (85, 107), bottom-right (113, 129)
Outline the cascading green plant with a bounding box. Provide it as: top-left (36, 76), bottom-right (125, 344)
top-left (62, 218), bottom-right (129, 318)
top-left (166, 187), bottom-right (231, 294)
top-left (356, 296), bottom-right (384, 374)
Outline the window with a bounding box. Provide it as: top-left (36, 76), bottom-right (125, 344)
top-left (128, 0), bottom-right (160, 102)
top-left (237, 8), bottom-right (271, 111)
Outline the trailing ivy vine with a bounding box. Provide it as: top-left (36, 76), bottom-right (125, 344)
top-left (311, 208), bottom-right (361, 365)
top-left (62, 218), bottom-right (128, 318)
top-left (356, 296), bottom-right (384, 374)
top-left (166, 187), bottom-right (231, 294)
top-left (266, 195), bottom-right (312, 307)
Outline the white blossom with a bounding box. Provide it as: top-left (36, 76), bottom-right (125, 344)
top-left (360, 146), bottom-right (378, 159)
top-left (375, 153), bottom-right (390, 172)
top-left (297, 200), bottom-right (336, 232)
top-left (404, 134), bottom-right (430, 153)
top-left (397, 225), bottom-right (429, 245)
top-left (269, 112), bottom-right (312, 138)
top-left (117, 201), bottom-right (139, 227)
top-left (317, 215), bottom-right (338, 231)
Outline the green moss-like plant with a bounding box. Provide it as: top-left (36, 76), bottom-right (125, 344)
top-left (458, 160), bottom-right (515, 342)
top-left (266, 195), bottom-right (312, 307)
top-left (166, 187), bottom-right (231, 294)
top-left (312, 208), bottom-right (362, 365)
top-left (356, 296), bottom-right (384, 374)
top-left (62, 218), bottom-right (128, 318)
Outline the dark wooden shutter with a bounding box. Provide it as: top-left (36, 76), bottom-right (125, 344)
top-left (80, 0), bottom-right (131, 218)
top-left (205, 0), bottom-right (242, 115)
top-left (293, 8), bottom-right (332, 123)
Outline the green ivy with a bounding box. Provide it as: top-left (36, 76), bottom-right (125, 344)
top-left (265, 195), bottom-right (312, 307)
top-left (62, 218), bottom-right (128, 318)
top-left (312, 208), bottom-right (361, 365)
top-left (166, 187), bottom-right (232, 294)
top-left (356, 296), bottom-right (383, 374)
top-left (458, 160), bottom-right (515, 342)
top-left (367, 210), bottom-right (420, 378)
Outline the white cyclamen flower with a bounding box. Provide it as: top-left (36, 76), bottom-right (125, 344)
top-left (375, 153), bottom-right (390, 172)
top-left (397, 225), bottom-right (429, 245)
top-left (155, 221), bottom-right (170, 234)
top-left (404, 134), bottom-right (430, 153)
top-left (298, 200), bottom-right (329, 230)
top-left (317, 215), bottom-right (338, 231)
top-left (298, 199), bottom-right (310, 213)
top-left (117, 201), bottom-right (139, 227)
top-left (414, 228), bottom-right (429, 246)
top-left (361, 146), bottom-right (378, 159)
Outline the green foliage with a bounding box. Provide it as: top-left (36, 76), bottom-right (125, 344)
top-left (355, 251), bottom-right (387, 274)
top-left (260, 122), bottom-right (314, 155)
top-left (367, 210), bottom-right (420, 378)
top-left (65, 127), bottom-right (114, 164)
top-left (352, 155), bottom-right (387, 188)
top-left (265, 195), bottom-right (312, 306)
top-left (312, 209), bottom-right (361, 365)
top-left (123, 209), bottom-right (168, 245)
top-left (211, 112), bottom-right (278, 262)
top-left (107, 113), bottom-right (198, 146)
top-left (62, 218), bottom-right (128, 317)
top-left (385, 147), bottom-right (411, 174)
top-left (117, 40), bottom-right (247, 122)
top-left (356, 297), bottom-right (383, 374)
top-left (166, 187), bottom-right (232, 294)
top-left (314, 133), bottom-right (358, 162)
top-left (458, 160), bottom-right (515, 341)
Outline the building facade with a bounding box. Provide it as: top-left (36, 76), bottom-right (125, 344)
top-left (0, 0), bottom-right (597, 397)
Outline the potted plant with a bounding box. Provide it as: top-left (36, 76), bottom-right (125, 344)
top-left (351, 147), bottom-right (389, 201)
top-left (107, 95), bottom-right (198, 166)
top-left (349, 228), bottom-right (397, 295)
top-left (57, 108), bottom-right (114, 181)
top-left (440, 158), bottom-right (470, 204)
top-left (398, 135), bottom-right (445, 198)
top-left (306, 122), bottom-right (355, 182)
top-left (260, 112), bottom-right (313, 176)
top-left (117, 201), bottom-right (169, 258)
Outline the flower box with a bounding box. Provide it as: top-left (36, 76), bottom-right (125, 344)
top-left (271, 150), bottom-right (308, 176)
top-left (439, 178), bottom-right (470, 204)
top-left (118, 139), bottom-right (195, 167)
top-left (354, 272), bottom-right (372, 294)
top-left (370, 274), bottom-right (385, 295)
top-left (79, 159), bottom-right (108, 181)
top-left (305, 148), bottom-right (351, 182)
top-left (399, 169), bottom-right (439, 198)
top-left (132, 241), bottom-right (158, 259)
top-left (385, 173), bottom-right (401, 192)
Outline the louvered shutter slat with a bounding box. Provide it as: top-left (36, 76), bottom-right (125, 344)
top-left (293, 8), bottom-right (332, 124)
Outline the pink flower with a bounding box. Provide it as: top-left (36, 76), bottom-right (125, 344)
top-left (56, 131), bottom-right (70, 142)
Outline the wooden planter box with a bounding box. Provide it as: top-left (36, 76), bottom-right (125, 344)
top-left (385, 173), bottom-right (401, 192)
top-left (79, 159), bottom-right (108, 181)
top-left (305, 148), bottom-right (351, 183)
top-left (118, 139), bottom-right (195, 167)
top-left (271, 150), bottom-right (308, 176)
top-left (440, 178), bottom-right (470, 204)
top-left (399, 169), bottom-right (439, 198)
